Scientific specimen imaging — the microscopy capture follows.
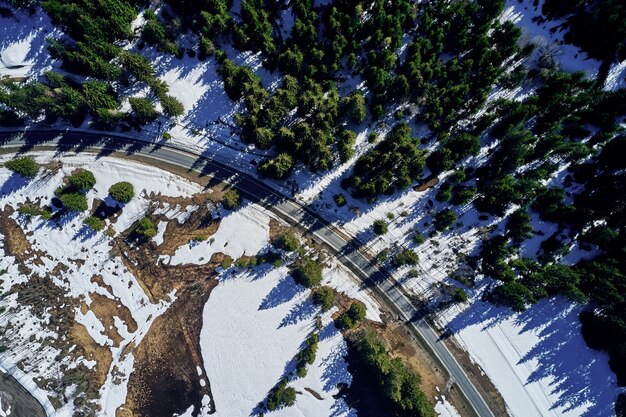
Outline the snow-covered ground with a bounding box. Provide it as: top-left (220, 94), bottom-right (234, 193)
top-left (440, 288), bottom-right (621, 417)
top-left (199, 267), bottom-right (353, 417)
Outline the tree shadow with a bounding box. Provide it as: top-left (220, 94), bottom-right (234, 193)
top-left (444, 290), bottom-right (620, 417)
top-left (278, 297), bottom-right (317, 328)
top-left (258, 274), bottom-right (303, 310)
top-left (0, 172), bottom-right (29, 196)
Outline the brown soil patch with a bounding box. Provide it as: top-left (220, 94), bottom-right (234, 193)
top-left (414, 175), bottom-right (439, 192)
top-left (91, 274), bottom-right (114, 296)
top-left (84, 293), bottom-right (139, 347)
top-left (69, 321), bottom-right (113, 388)
top-left (12, 274), bottom-right (107, 402)
top-left (114, 231), bottom-right (221, 417)
top-left (150, 194), bottom-right (221, 256)
top-left (0, 207), bottom-right (42, 265)
top-left (304, 387), bottom-right (324, 400)
top-left (268, 218), bottom-right (287, 241)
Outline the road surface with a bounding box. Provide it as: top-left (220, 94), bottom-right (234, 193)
top-left (0, 129), bottom-right (496, 417)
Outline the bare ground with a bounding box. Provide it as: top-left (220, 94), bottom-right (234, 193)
top-left (113, 215), bottom-right (223, 417)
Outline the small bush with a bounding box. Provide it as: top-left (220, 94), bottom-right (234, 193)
top-left (60, 193), bottom-right (88, 212)
top-left (413, 233), bottom-right (425, 245)
top-left (266, 378), bottom-right (296, 411)
top-left (18, 204), bottom-right (51, 219)
top-left (5, 156), bottom-right (38, 177)
top-left (333, 193), bottom-right (347, 207)
top-left (162, 132), bottom-right (172, 140)
top-left (109, 181), bottom-right (134, 204)
top-left (312, 286), bottom-right (335, 312)
top-left (391, 249), bottom-right (419, 268)
top-left (68, 169), bottom-right (96, 191)
top-left (373, 219), bottom-right (388, 235)
top-left (136, 216), bottom-right (156, 238)
top-left (220, 256), bottom-right (233, 269)
top-left (434, 209), bottom-right (457, 231)
top-left (336, 301), bottom-right (366, 330)
top-left (222, 189), bottom-right (241, 210)
top-left (293, 255), bottom-right (323, 288)
top-left (295, 332), bottom-right (319, 378)
top-left (83, 216), bottom-right (104, 231)
top-left (275, 229), bottom-right (299, 251)
top-left (435, 183), bottom-right (452, 202)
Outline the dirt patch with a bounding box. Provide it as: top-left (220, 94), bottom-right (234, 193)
top-left (413, 175), bottom-right (439, 192)
top-left (114, 231), bottom-right (221, 417)
top-left (90, 275), bottom-right (114, 296)
top-left (0, 207), bottom-right (42, 265)
top-left (69, 321), bottom-right (113, 389)
top-left (304, 387), bottom-right (324, 400)
top-left (84, 293), bottom-right (139, 347)
top-left (149, 194), bottom-right (221, 256)
top-left (268, 218), bottom-right (287, 241)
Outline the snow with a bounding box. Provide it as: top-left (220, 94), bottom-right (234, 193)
top-left (0, 7), bottom-right (58, 79)
top-left (323, 261), bottom-right (382, 322)
top-left (169, 204), bottom-right (271, 265)
top-left (435, 395), bottom-right (461, 417)
top-left (200, 267), bottom-right (353, 417)
top-left (440, 292), bottom-right (622, 417)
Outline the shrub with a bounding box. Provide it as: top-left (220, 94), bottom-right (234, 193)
top-left (136, 216), bottom-right (156, 238)
top-left (5, 156), bottom-right (38, 177)
top-left (435, 183), bottom-right (452, 202)
top-left (293, 255), bottom-right (323, 288)
top-left (266, 378), bottom-right (296, 411)
top-left (220, 256), bottom-right (233, 269)
top-left (222, 189), bottom-right (241, 210)
top-left (312, 286), bottom-right (335, 312)
top-left (68, 169), bottom-right (96, 191)
top-left (83, 215), bottom-right (104, 231)
top-left (391, 249), bottom-right (419, 268)
top-left (333, 193), bottom-right (347, 207)
top-left (336, 301), bottom-right (366, 330)
top-left (413, 233), bottom-right (425, 245)
top-left (60, 193), bottom-right (88, 212)
top-left (487, 280), bottom-right (535, 312)
top-left (109, 181), bottom-right (134, 204)
top-left (373, 219), bottom-right (388, 235)
top-left (257, 153), bottom-right (294, 179)
top-left (434, 209), bottom-right (457, 231)
top-left (162, 132), bottom-right (172, 140)
top-left (18, 204), bottom-right (51, 219)
top-left (275, 230), bottom-right (299, 251)
top-left (295, 332), bottom-right (319, 377)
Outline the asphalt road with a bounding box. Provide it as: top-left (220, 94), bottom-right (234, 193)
top-left (0, 129), bottom-right (496, 417)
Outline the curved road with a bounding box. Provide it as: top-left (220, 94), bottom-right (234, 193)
top-left (0, 129), bottom-right (495, 417)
